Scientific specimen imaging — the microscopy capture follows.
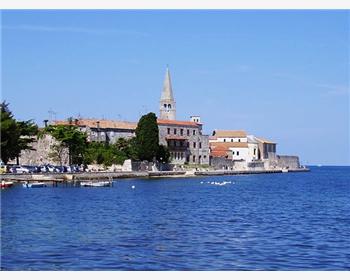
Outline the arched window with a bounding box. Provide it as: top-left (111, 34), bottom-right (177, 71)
top-left (168, 104), bottom-right (172, 109)
top-left (164, 104), bottom-right (167, 108)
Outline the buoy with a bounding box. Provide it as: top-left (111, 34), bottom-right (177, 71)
top-left (200, 181), bottom-right (203, 184)
top-left (131, 185), bottom-right (135, 189)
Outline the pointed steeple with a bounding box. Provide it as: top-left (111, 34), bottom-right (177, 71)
top-left (159, 66), bottom-right (176, 120)
top-left (161, 67), bottom-right (174, 101)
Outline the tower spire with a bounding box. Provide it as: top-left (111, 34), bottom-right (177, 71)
top-left (161, 66), bottom-right (174, 101)
top-left (159, 66), bottom-right (176, 120)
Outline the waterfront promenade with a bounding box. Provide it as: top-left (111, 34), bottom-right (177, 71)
top-left (1, 168), bottom-right (310, 183)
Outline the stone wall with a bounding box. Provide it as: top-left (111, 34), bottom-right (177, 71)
top-left (131, 160), bottom-right (174, 172)
top-left (210, 157), bottom-right (235, 170)
top-left (269, 155), bottom-right (300, 169)
top-left (10, 134), bottom-right (69, 166)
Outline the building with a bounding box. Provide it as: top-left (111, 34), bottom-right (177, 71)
top-left (210, 130), bottom-right (247, 143)
top-left (209, 130), bottom-right (279, 170)
top-left (54, 118), bottom-right (137, 144)
top-left (158, 119), bottom-right (209, 165)
top-left (159, 67), bottom-right (176, 120)
top-left (157, 68), bottom-right (210, 165)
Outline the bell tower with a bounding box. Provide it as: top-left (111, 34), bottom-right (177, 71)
top-left (159, 67), bottom-right (176, 120)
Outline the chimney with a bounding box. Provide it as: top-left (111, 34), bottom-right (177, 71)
top-left (96, 121), bottom-right (100, 142)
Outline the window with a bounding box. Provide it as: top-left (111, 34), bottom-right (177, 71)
top-left (174, 128), bottom-right (177, 135)
top-left (193, 155), bottom-right (196, 162)
top-left (193, 142), bottom-right (196, 148)
top-left (204, 155), bottom-right (207, 159)
top-left (168, 104), bottom-right (172, 109)
top-left (254, 148), bottom-right (256, 155)
top-left (237, 151), bottom-right (240, 156)
top-left (193, 130), bottom-right (196, 135)
top-left (199, 142), bottom-right (202, 149)
top-left (187, 142), bottom-right (189, 148)
top-left (167, 128), bottom-right (170, 134)
top-left (164, 104), bottom-right (167, 108)
top-left (238, 139), bottom-right (241, 142)
top-left (199, 155), bottom-right (202, 163)
top-left (180, 129), bottom-right (183, 136)
top-left (231, 139), bottom-right (233, 142)
top-left (232, 151), bottom-right (235, 155)
top-left (224, 139), bottom-right (226, 142)
top-left (180, 141), bottom-right (183, 147)
top-left (187, 129), bottom-right (190, 136)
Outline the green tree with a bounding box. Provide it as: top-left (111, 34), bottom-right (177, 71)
top-left (42, 124), bottom-right (87, 165)
top-left (156, 144), bottom-right (170, 163)
top-left (0, 102), bottom-right (38, 164)
top-left (135, 112), bottom-right (160, 161)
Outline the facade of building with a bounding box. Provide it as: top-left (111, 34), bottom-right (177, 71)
top-left (157, 68), bottom-right (210, 165)
top-left (255, 137), bottom-right (277, 160)
top-left (209, 130), bottom-right (277, 169)
top-left (54, 119), bottom-right (137, 144)
top-left (158, 119), bottom-right (209, 165)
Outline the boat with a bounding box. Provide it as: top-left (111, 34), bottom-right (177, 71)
top-left (281, 168), bottom-right (289, 173)
top-left (80, 181), bottom-right (111, 187)
top-left (1, 181), bottom-right (14, 188)
top-left (22, 182), bottom-right (46, 188)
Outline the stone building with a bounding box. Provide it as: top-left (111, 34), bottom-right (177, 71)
top-left (157, 68), bottom-right (210, 165)
top-left (158, 119), bottom-right (209, 165)
top-left (54, 119), bottom-right (137, 144)
top-left (159, 67), bottom-right (176, 120)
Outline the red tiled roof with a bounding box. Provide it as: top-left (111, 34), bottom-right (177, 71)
top-left (54, 119), bottom-right (137, 130)
top-left (157, 119), bottom-right (200, 127)
top-left (210, 142), bottom-right (248, 149)
top-left (255, 137), bottom-right (276, 144)
top-left (210, 150), bottom-right (228, 157)
top-left (213, 130), bottom-right (247, 138)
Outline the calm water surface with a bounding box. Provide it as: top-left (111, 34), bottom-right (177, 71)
top-left (1, 166), bottom-right (350, 270)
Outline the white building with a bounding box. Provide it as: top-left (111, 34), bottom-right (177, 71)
top-left (210, 130), bottom-right (247, 143)
top-left (209, 130), bottom-right (277, 170)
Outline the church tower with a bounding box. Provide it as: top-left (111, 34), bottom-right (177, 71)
top-left (159, 67), bottom-right (176, 120)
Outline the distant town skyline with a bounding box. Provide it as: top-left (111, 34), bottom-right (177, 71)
top-left (2, 10), bottom-right (349, 165)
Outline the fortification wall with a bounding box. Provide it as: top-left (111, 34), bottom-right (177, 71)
top-left (9, 135), bottom-right (69, 166)
top-left (268, 155), bottom-right (300, 170)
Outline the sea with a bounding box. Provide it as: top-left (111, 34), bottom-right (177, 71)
top-left (1, 166), bottom-right (349, 270)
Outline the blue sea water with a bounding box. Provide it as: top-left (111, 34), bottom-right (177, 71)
top-left (1, 166), bottom-right (350, 270)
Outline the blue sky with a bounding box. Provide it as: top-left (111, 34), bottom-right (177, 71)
top-left (1, 10), bottom-right (349, 165)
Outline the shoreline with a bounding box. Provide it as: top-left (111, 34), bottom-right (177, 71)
top-left (1, 168), bottom-right (310, 183)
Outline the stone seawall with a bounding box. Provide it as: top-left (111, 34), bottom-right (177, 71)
top-left (1, 168), bottom-right (309, 182)
top-left (273, 155), bottom-right (300, 169)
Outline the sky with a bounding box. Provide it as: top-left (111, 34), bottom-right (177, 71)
top-left (1, 10), bottom-right (349, 165)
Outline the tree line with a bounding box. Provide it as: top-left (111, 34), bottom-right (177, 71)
top-left (1, 102), bottom-right (169, 166)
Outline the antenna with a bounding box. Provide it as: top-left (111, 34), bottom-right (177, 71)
top-left (48, 109), bottom-right (58, 122)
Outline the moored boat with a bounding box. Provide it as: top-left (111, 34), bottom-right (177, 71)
top-left (22, 182), bottom-right (46, 188)
top-left (1, 181), bottom-right (14, 188)
top-left (80, 181), bottom-right (111, 187)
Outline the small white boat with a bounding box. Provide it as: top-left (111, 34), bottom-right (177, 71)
top-left (23, 182), bottom-right (46, 188)
top-left (80, 181), bottom-right (111, 187)
top-left (281, 168), bottom-right (289, 173)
